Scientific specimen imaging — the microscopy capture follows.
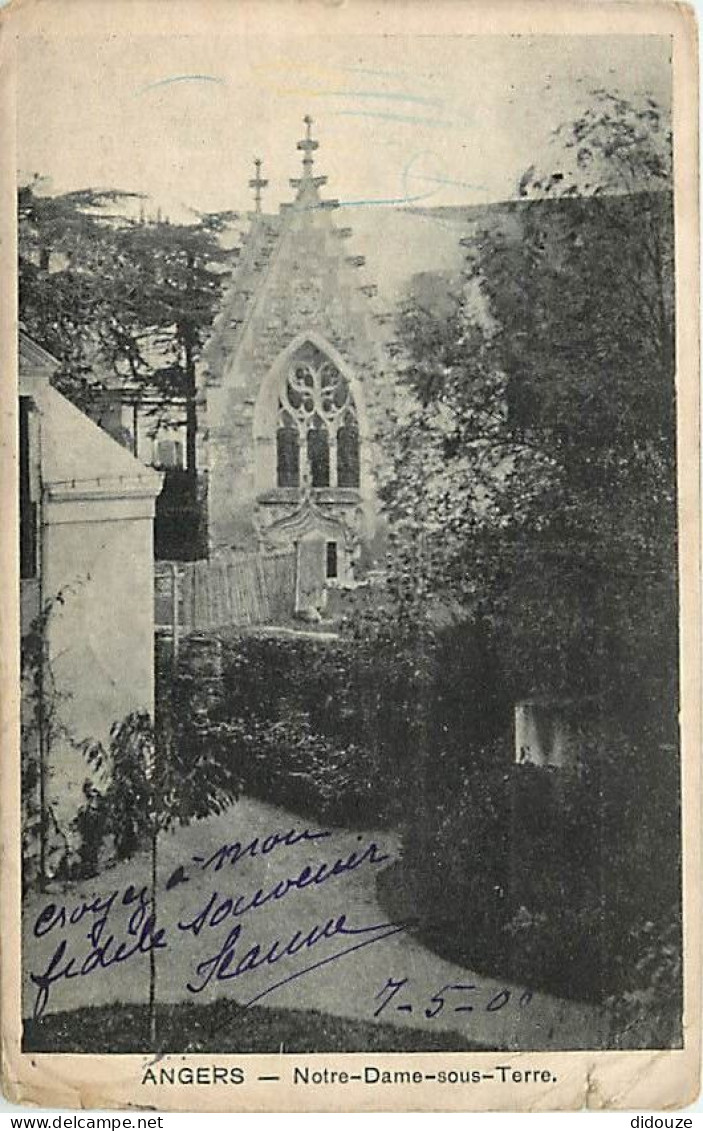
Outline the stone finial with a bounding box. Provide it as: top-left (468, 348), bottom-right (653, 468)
top-left (249, 157), bottom-right (268, 213)
top-left (290, 115), bottom-right (328, 199)
top-left (297, 114), bottom-right (319, 179)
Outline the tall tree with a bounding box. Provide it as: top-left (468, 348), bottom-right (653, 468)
top-left (108, 212), bottom-right (237, 476)
top-left (380, 93), bottom-right (676, 714)
top-left (19, 182), bottom-right (238, 472)
top-left (18, 182), bottom-right (140, 409)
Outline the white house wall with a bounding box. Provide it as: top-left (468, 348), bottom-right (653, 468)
top-left (42, 494), bottom-right (157, 830)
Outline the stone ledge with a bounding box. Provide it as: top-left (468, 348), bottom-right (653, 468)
top-left (257, 487), bottom-right (361, 505)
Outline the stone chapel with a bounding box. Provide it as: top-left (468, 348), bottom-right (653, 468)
top-left (200, 118), bottom-right (394, 601)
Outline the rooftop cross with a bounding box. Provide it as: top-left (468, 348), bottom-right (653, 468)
top-left (289, 115), bottom-right (328, 203)
top-left (248, 157), bottom-right (268, 213)
top-left (297, 114), bottom-right (319, 179)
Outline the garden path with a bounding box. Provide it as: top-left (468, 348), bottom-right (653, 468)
top-left (23, 794), bottom-right (607, 1049)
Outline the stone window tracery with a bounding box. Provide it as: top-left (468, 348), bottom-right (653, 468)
top-left (275, 346), bottom-right (360, 489)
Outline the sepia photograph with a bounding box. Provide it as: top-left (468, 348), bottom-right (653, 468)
top-left (2, 0), bottom-right (699, 1112)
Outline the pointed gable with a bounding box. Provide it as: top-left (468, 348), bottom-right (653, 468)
top-left (202, 120), bottom-right (393, 564)
top-left (202, 117), bottom-right (389, 396)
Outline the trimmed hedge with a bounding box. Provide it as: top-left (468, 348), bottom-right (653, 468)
top-left (172, 628), bottom-right (414, 826)
top-left (172, 618), bottom-right (506, 828)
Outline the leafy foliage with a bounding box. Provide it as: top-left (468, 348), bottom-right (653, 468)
top-left (19, 180), bottom-right (238, 470)
top-left (167, 620), bottom-right (504, 828)
top-left (374, 92), bottom-right (681, 1037)
top-left (391, 723), bottom-right (681, 1032)
top-left (164, 597), bottom-right (504, 851)
top-left (172, 631), bottom-right (413, 826)
top-left (83, 706), bottom-right (241, 862)
top-left (19, 183), bottom-right (143, 409)
top-left (519, 89), bottom-right (672, 197)
top-left (79, 672), bottom-right (242, 1047)
top-left (380, 94), bottom-right (676, 714)
top-left (21, 589), bottom-right (79, 888)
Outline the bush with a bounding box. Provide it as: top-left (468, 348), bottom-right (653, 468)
top-left (170, 618), bottom-right (505, 829)
top-left (24, 1000), bottom-right (484, 1054)
top-left (170, 627), bottom-right (421, 827)
top-left (402, 742), bottom-right (513, 938)
top-left (154, 470), bottom-right (208, 561)
top-left (389, 719), bottom-right (682, 1027)
top-left (605, 915), bottom-right (683, 1048)
top-left (79, 707), bottom-right (242, 867)
top-left (73, 781), bottom-right (109, 878)
top-left (217, 628), bottom-right (421, 770)
top-left (172, 684), bottom-right (400, 829)
top-left (169, 618), bottom-right (682, 1036)
top-left (395, 739), bottom-right (515, 981)
top-left (197, 710), bottom-right (391, 826)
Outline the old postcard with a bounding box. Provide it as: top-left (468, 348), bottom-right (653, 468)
top-left (0, 0), bottom-right (700, 1113)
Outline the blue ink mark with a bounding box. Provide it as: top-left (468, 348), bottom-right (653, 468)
top-left (373, 977), bottom-right (411, 1017)
top-left (328, 186), bottom-right (440, 211)
top-left (165, 865), bottom-right (190, 891)
top-left (136, 75), bottom-right (226, 97)
top-left (399, 151), bottom-right (447, 210)
top-left (301, 151), bottom-right (444, 212)
top-left (187, 914), bottom-right (411, 1000)
top-left (330, 110), bottom-right (459, 129)
top-left (194, 826), bottom-right (331, 874)
top-left (405, 172), bottom-right (490, 193)
top-left (392, 151), bottom-right (492, 227)
top-left (314, 90), bottom-right (442, 107)
top-left (243, 922), bottom-right (409, 1007)
top-left (32, 885), bottom-right (150, 949)
top-left (372, 978), bottom-right (531, 1019)
top-left (30, 915), bottom-right (167, 1021)
top-left (178, 839), bottom-right (391, 935)
top-left (487, 988), bottom-right (512, 1012)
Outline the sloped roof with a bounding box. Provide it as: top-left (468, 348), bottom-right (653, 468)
top-left (203, 173), bottom-right (389, 388)
top-left (39, 386), bottom-right (163, 499)
top-left (19, 331), bottom-right (162, 501)
top-left (19, 331), bottom-right (61, 378)
top-left (335, 205), bottom-right (472, 303)
top-left (202, 196), bottom-right (529, 379)
top-left (203, 213), bottom-right (284, 382)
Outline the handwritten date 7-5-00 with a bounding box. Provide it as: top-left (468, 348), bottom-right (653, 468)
top-left (373, 977), bottom-right (533, 1019)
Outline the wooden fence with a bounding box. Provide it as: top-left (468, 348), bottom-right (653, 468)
top-left (155, 548), bottom-right (297, 639)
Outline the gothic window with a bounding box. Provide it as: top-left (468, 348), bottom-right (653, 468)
top-left (337, 413), bottom-right (360, 489)
top-left (275, 345), bottom-right (360, 489)
top-left (276, 411), bottom-right (300, 487)
top-left (307, 415), bottom-right (330, 487)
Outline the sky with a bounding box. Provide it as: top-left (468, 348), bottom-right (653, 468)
top-left (18, 34), bottom-right (671, 221)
